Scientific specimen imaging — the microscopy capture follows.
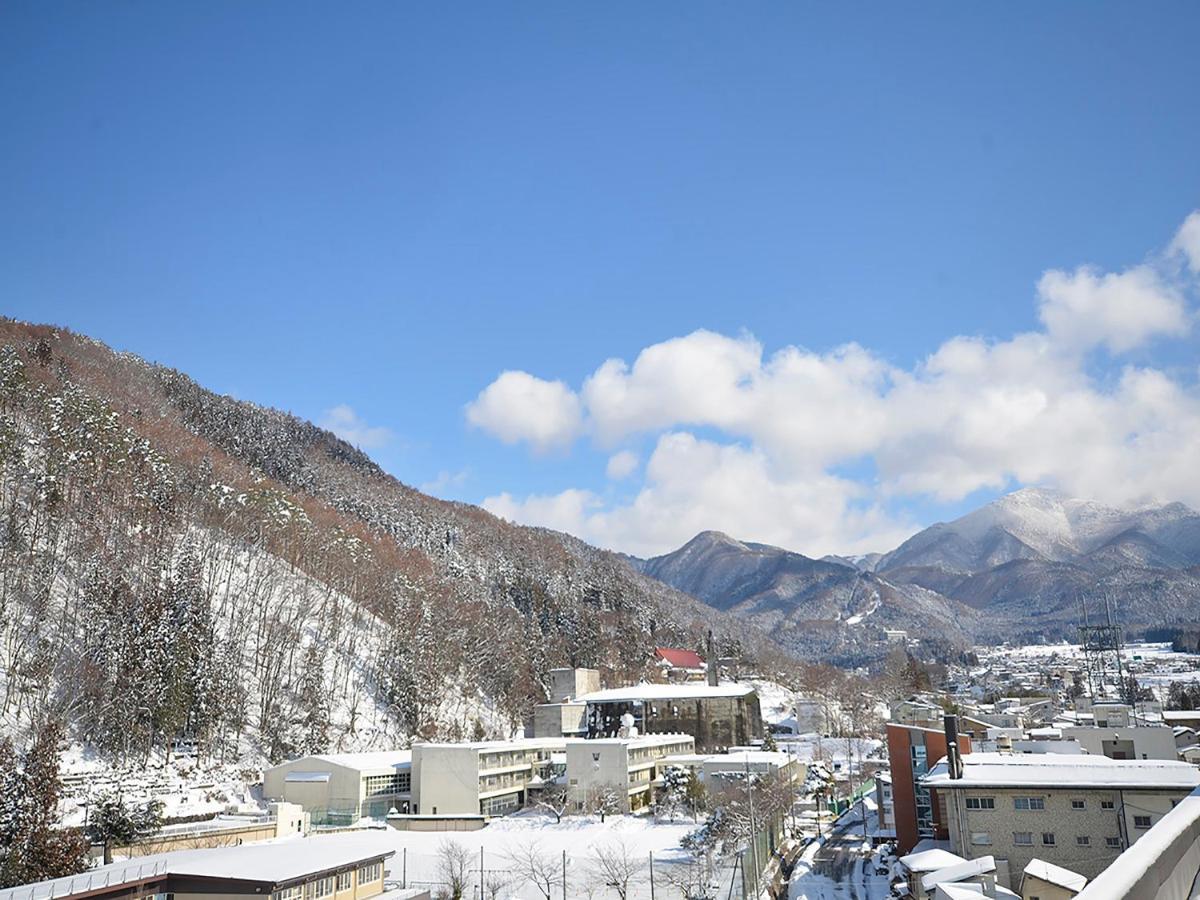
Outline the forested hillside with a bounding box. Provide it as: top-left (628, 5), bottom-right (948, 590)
top-left (0, 320), bottom-right (771, 766)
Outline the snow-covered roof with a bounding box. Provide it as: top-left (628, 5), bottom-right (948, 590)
top-left (654, 647), bottom-right (706, 669)
top-left (579, 683), bottom-right (756, 702)
top-left (0, 833), bottom-right (395, 900)
top-left (574, 733), bottom-right (695, 749)
top-left (923, 751), bottom-right (1200, 790)
top-left (1023, 858), bottom-right (1088, 892)
top-left (309, 750), bottom-right (412, 772)
top-left (703, 750), bottom-right (794, 767)
top-left (934, 884), bottom-right (985, 899)
top-left (922, 855), bottom-right (995, 891)
top-left (285, 771), bottom-right (331, 783)
top-left (898, 848), bottom-right (968, 872)
top-left (1164, 710), bottom-right (1200, 722)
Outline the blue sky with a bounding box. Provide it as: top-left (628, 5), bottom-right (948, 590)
top-left (3, 3), bottom-right (1199, 557)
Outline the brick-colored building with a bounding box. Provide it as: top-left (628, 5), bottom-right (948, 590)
top-left (888, 721), bottom-right (973, 853)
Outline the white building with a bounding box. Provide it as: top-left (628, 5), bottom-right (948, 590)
top-left (263, 751), bottom-right (412, 825)
top-left (566, 733), bottom-right (696, 813)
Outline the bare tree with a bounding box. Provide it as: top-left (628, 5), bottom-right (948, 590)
top-left (589, 841), bottom-right (646, 900)
top-left (437, 839), bottom-right (472, 900)
top-left (661, 849), bottom-right (719, 900)
top-left (532, 783), bottom-right (570, 822)
top-left (583, 781), bottom-right (624, 822)
top-left (505, 840), bottom-right (565, 900)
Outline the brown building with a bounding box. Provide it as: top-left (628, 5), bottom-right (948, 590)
top-left (582, 683), bottom-right (763, 752)
top-left (888, 721), bottom-right (973, 853)
top-left (0, 833), bottom-right (396, 900)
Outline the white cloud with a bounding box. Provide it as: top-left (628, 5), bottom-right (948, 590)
top-left (1170, 211), bottom-right (1200, 274)
top-left (319, 404), bottom-right (394, 449)
top-left (420, 468), bottom-right (470, 495)
top-left (470, 210), bottom-right (1200, 557)
top-left (605, 450), bottom-right (639, 480)
top-left (465, 370), bottom-right (583, 452)
top-left (1037, 264), bottom-right (1189, 352)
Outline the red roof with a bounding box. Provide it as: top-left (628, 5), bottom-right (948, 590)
top-left (654, 647), bottom-right (705, 669)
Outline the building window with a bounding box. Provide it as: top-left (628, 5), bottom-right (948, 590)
top-left (1042, 833), bottom-right (1055, 846)
top-left (966, 797), bottom-right (995, 810)
top-left (1101, 800), bottom-right (1115, 810)
top-left (1071, 799), bottom-right (1086, 810)
top-left (1134, 815), bottom-right (1152, 830)
top-left (357, 863), bottom-right (382, 884)
top-left (970, 832), bottom-right (991, 845)
top-left (1076, 835), bottom-right (1090, 846)
top-left (1014, 797), bottom-right (1045, 810)
top-left (1106, 836), bottom-right (1122, 848)
top-left (336, 873), bottom-right (351, 892)
top-left (1013, 831), bottom-right (1033, 846)
top-left (312, 878), bottom-right (334, 898)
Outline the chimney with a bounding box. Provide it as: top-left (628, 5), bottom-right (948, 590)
top-left (706, 630), bottom-right (718, 687)
top-left (944, 714), bottom-right (963, 779)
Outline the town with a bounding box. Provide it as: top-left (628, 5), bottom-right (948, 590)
top-left (7, 633), bottom-right (1200, 900)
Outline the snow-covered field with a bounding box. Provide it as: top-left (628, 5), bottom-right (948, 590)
top-left (367, 813), bottom-right (704, 899)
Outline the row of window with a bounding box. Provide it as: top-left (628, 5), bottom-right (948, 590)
top-left (269, 864), bottom-right (380, 900)
top-left (363, 772), bottom-right (412, 797)
top-left (971, 832), bottom-right (1124, 849)
top-left (966, 796), bottom-right (1117, 811)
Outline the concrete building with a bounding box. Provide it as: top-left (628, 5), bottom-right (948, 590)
top-left (411, 738), bottom-right (561, 817)
top-left (923, 751), bottom-right (1200, 889)
top-left (531, 668), bottom-right (600, 739)
top-left (263, 751), bottom-right (412, 825)
top-left (1072, 786), bottom-right (1200, 899)
top-left (1059, 724), bottom-right (1178, 761)
top-left (581, 682), bottom-right (763, 752)
top-left (0, 832), bottom-right (395, 900)
top-left (566, 733), bottom-right (696, 813)
top-left (700, 749), bottom-right (803, 787)
top-left (888, 722), bottom-right (974, 852)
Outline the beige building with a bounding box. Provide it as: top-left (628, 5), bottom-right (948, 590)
top-left (411, 738), bottom-right (561, 816)
top-left (923, 752), bottom-right (1200, 888)
top-left (1019, 859), bottom-right (1087, 900)
top-left (263, 751), bottom-right (412, 825)
top-left (0, 833), bottom-right (395, 900)
top-left (567, 734), bottom-right (696, 812)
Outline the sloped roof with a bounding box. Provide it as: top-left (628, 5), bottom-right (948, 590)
top-left (1023, 859), bottom-right (1087, 892)
top-left (654, 647), bottom-right (705, 668)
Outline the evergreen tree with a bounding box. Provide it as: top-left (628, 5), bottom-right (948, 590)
top-left (88, 792), bottom-right (165, 864)
top-left (0, 722), bottom-right (89, 887)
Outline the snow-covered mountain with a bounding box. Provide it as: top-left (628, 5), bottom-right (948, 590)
top-left (633, 531), bottom-right (977, 664)
top-left (877, 488), bottom-right (1200, 574)
top-left (634, 489), bottom-right (1200, 651)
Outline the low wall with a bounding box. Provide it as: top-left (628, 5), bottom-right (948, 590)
top-left (1075, 788), bottom-right (1200, 900)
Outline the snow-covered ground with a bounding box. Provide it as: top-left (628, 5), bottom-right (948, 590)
top-left (366, 813), bottom-right (704, 899)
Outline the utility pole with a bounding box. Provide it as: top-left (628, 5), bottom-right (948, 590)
top-left (562, 849), bottom-right (567, 900)
top-left (649, 851), bottom-right (656, 900)
top-left (480, 847), bottom-right (485, 898)
top-left (745, 758), bottom-right (760, 898)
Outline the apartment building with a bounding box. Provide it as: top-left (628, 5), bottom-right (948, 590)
top-left (922, 751), bottom-right (1200, 888)
top-left (411, 738), bottom-right (561, 817)
top-left (888, 722), bottom-right (974, 852)
top-left (264, 751), bottom-right (412, 825)
top-left (0, 833), bottom-right (394, 900)
top-left (566, 733), bottom-right (695, 812)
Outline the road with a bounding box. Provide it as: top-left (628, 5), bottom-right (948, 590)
top-left (789, 802), bottom-right (892, 900)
